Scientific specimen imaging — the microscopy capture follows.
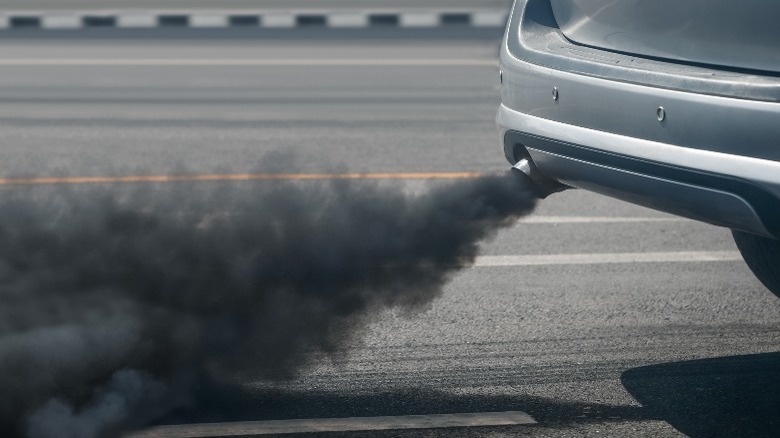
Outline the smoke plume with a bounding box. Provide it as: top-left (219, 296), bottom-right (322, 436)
top-left (0, 172), bottom-right (537, 437)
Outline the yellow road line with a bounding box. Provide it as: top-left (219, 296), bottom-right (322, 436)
top-left (0, 172), bottom-right (483, 186)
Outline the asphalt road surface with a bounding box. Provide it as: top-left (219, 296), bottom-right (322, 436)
top-left (1, 34), bottom-right (778, 437)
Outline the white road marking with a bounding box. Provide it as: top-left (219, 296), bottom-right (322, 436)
top-left (328, 12), bottom-right (369, 28)
top-left (471, 11), bottom-right (508, 27)
top-left (400, 13), bottom-right (439, 27)
top-left (41, 15), bottom-right (82, 29)
top-left (127, 411), bottom-right (536, 437)
top-left (475, 251), bottom-right (742, 267)
top-left (0, 58), bottom-right (496, 67)
top-left (116, 14), bottom-right (157, 28)
top-left (518, 216), bottom-right (685, 224)
top-left (0, 10), bottom-right (509, 31)
top-left (189, 14), bottom-right (229, 28)
top-left (261, 13), bottom-right (296, 28)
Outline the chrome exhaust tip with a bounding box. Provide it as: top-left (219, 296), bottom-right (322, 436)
top-left (511, 158), bottom-right (568, 199)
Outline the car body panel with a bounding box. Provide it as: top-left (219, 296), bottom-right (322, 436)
top-left (504, 0), bottom-right (780, 102)
top-left (500, 51), bottom-right (780, 162)
top-left (499, 120), bottom-right (777, 237)
top-left (550, 0), bottom-right (780, 74)
top-left (498, 0), bottom-right (780, 238)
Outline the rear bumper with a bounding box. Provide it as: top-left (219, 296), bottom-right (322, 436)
top-left (498, 113), bottom-right (780, 238)
top-left (498, 0), bottom-right (780, 238)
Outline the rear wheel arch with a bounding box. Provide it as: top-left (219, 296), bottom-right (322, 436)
top-left (732, 230), bottom-right (780, 298)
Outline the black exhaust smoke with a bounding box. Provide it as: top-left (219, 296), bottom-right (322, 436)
top-left (0, 171), bottom-right (537, 437)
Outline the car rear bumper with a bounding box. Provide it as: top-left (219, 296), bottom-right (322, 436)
top-left (499, 109), bottom-right (780, 238)
top-left (498, 0), bottom-right (780, 238)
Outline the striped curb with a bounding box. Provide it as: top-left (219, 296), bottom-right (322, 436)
top-left (0, 10), bottom-right (508, 30)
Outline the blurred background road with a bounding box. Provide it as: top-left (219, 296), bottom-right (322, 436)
top-left (3, 0), bottom-right (510, 11)
top-left (0, 6), bottom-right (778, 438)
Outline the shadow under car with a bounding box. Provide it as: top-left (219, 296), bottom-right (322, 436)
top-left (622, 352), bottom-right (780, 437)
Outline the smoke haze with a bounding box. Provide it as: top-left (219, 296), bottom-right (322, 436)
top-left (0, 172), bottom-right (537, 437)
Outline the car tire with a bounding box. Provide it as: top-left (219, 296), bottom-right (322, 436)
top-left (732, 230), bottom-right (780, 298)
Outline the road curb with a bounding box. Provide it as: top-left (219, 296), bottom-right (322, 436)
top-left (0, 10), bottom-right (508, 30)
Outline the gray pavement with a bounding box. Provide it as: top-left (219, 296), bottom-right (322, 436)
top-left (0, 37), bottom-right (778, 437)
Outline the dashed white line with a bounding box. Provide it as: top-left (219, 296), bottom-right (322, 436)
top-left (41, 15), bottom-right (82, 29)
top-left (127, 411), bottom-right (536, 437)
top-left (328, 12), bottom-right (369, 28)
top-left (260, 13), bottom-right (295, 28)
top-left (475, 251), bottom-right (742, 267)
top-left (189, 14), bottom-right (229, 28)
top-left (0, 10), bottom-right (509, 31)
top-left (400, 12), bottom-right (439, 27)
top-left (116, 14), bottom-right (157, 28)
top-left (471, 11), bottom-right (508, 27)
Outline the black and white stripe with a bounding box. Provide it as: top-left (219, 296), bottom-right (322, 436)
top-left (0, 10), bottom-right (508, 30)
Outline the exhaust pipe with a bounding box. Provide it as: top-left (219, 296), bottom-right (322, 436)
top-left (511, 158), bottom-right (568, 199)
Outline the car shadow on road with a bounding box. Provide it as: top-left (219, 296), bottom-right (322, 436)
top-left (621, 352), bottom-right (780, 438)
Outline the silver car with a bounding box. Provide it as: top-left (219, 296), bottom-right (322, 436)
top-left (498, 0), bottom-right (780, 297)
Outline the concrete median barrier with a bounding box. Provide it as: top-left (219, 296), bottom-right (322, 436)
top-left (0, 9), bottom-right (508, 31)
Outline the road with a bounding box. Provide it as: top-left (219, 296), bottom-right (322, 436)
top-left (0, 34), bottom-right (778, 437)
